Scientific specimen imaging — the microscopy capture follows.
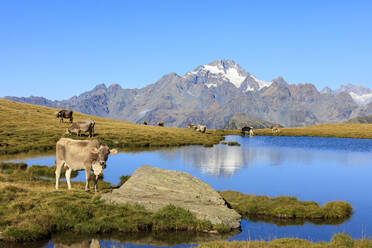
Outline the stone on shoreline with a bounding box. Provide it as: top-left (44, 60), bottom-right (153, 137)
top-left (101, 165), bottom-right (241, 228)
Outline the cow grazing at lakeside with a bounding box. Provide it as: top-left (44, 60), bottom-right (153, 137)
top-left (143, 121), bottom-right (148, 125)
top-left (271, 124), bottom-right (280, 134)
top-left (55, 138), bottom-right (117, 192)
top-left (158, 121), bottom-right (164, 127)
top-left (196, 124), bottom-right (207, 133)
top-left (56, 110), bottom-right (73, 123)
top-left (241, 126), bottom-right (254, 136)
top-left (187, 124), bottom-right (197, 130)
top-left (65, 119), bottom-right (95, 137)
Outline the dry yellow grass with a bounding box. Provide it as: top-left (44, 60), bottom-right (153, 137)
top-left (0, 99), bottom-right (237, 156)
top-left (254, 123), bottom-right (372, 139)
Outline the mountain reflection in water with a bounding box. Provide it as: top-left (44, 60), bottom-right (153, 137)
top-left (54, 239), bottom-right (100, 248)
top-left (46, 231), bottom-right (239, 248)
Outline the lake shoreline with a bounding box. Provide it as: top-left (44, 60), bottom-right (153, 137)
top-left (0, 163), bottom-right (353, 243)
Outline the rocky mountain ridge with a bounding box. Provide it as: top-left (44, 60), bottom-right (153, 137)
top-left (4, 60), bottom-right (372, 128)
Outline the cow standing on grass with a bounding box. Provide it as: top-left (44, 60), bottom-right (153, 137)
top-left (187, 124), bottom-right (198, 130)
top-left (65, 119), bottom-right (95, 137)
top-left (241, 126), bottom-right (254, 136)
top-left (55, 138), bottom-right (117, 192)
top-left (196, 124), bottom-right (207, 133)
top-left (271, 125), bottom-right (280, 135)
top-left (56, 110), bottom-right (73, 123)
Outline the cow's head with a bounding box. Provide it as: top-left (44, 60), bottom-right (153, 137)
top-left (91, 145), bottom-right (117, 175)
top-left (56, 111), bottom-right (62, 118)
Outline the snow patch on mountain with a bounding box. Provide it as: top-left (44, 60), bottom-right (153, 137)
top-left (198, 64), bottom-right (246, 88)
top-left (349, 92), bottom-right (372, 105)
top-left (249, 75), bottom-right (272, 90)
top-left (205, 83), bottom-right (217, 88)
top-left (244, 85), bottom-right (254, 92)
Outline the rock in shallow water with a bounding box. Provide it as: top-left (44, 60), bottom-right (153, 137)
top-left (101, 165), bottom-right (241, 228)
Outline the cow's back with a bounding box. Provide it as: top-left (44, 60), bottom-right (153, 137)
top-left (63, 110), bottom-right (73, 118)
top-left (56, 138), bottom-right (100, 170)
top-left (75, 121), bottom-right (92, 132)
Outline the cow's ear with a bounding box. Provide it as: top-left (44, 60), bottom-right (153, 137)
top-left (91, 147), bottom-right (99, 154)
top-left (110, 149), bottom-right (118, 155)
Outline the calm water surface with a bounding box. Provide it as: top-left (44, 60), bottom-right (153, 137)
top-left (9, 136), bottom-right (372, 247)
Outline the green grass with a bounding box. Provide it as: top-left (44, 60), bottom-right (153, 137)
top-left (0, 162), bottom-right (27, 171)
top-left (198, 233), bottom-right (372, 248)
top-left (0, 99), bottom-right (238, 156)
top-left (220, 141), bottom-right (241, 146)
top-left (0, 165), bottom-right (218, 242)
top-left (254, 123), bottom-right (372, 139)
top-left (119, 175), bottom-right (131, 186)
top-left (27, 165), bottom-right (79, 179)
top-left (220, 191), bottom-right (352, 221)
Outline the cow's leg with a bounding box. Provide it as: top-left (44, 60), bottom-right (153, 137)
top-left (85, 168), bottom-right (90, 191)
top-left (55, 160), bottom-right (64, 190)
top-left (65, 166), bottom-right (73, 190)
top-left (94, 175), bottom-right (99, 192)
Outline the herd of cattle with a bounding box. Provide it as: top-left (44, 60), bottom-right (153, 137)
top-left (54, 109), bottom-right (280, 192)
top-left (55, 110), bottom-right (116, 192)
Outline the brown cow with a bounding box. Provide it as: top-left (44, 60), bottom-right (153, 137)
top-left (271, 124), bottom-right (280, 134)
top-left (55, 138), bottom-right (117, 192)
top-left (187, 124), bottom-right (197, 129)
top-left (65, 119), bottom-right (95, 137)
top-left (158, 121), bottom-right (164, 127)
top-left (56, 110), bottom-right (73, 123)
top-left (241, 126), bottom-right (254, 136)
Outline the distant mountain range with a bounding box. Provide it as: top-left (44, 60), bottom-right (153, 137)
top-left (4, 60), bottom-right (372, 128)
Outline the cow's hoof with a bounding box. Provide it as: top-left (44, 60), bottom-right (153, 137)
top-left (85, 189), bottom-right (90, 192)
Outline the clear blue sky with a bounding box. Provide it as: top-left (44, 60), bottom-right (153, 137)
top-left (1, 0), bottom-right (371, 100)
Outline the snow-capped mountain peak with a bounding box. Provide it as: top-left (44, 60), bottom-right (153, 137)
top-left (185, 60), bottom-right (271, 90)
top-left (323, 83), bottom-right (372, 105)
top-left (187, 60), bottom-right (248, 88)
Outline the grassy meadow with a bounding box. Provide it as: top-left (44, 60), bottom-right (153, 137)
top-left (0, 99), bottom-right (237, 156)
top-left (220, 191), bottom-right (352, 222)
top-left (254, 123), bottom-right (372, 139)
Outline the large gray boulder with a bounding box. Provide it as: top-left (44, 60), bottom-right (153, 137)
top-left (101, 165), bottom-right (241, 228)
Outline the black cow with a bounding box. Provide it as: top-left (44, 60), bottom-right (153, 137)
top-left (56, 110), bottom-right (73, 123)
top-left (241, 126), bottom-right (254, 136)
